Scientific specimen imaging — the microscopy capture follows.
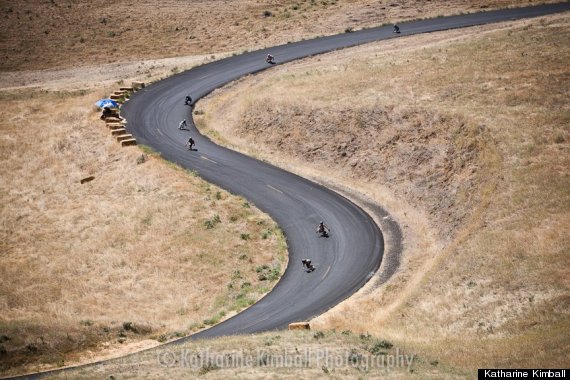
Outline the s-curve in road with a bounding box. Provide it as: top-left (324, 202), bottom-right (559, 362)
top-left (8, 3), bottom-right (570, 380)
top-left (120, 2), bottom-right (570, 340)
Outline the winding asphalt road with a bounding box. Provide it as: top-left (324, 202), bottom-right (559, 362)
top-left (120, 2), bottom-right (570, 339)
top-left (9, 3), bottom-right (569, 379)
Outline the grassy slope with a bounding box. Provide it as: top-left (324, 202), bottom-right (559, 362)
top-left (1, 0), bottom-right (567, 378)
top-left (51, 331), bottom-right (461, 379)
top-left (0, 0), bottom-right (559, 71)
top-left (0, 88), bottom-right (287, 376)
top-left (194, 14), bottom-right (570, 372)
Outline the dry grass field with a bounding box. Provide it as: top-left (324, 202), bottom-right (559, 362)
top-left (195, 13), bottom-right (569, 371)
top-left (0, 0), bottom-right (559, 71)
top-left (49, 331), bottom-right (459, 379)
top-left (1, 0), bottom-right (568, 378)
top-left (0, 87), bottom-right (287, 376)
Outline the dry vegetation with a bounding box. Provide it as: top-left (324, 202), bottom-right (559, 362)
top-left (0, 0), bottom-right (560, 71)
top-left (50, 331), bottom-right (456, 379)
top-left (0, 87), bottom-right (286, 376)
top-left (195, 14), bottom-right (569, 371)
top-left (1, 0), bottom-right (568, 378)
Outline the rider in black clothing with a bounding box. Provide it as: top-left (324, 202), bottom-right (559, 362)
top-left (302, 259), bottom-right (315, 272)
top-left (187, 137), bottom-right (195, 150)
top-left (100, 106), bottom-right (113, 120)
top-left (316, 221), bottom-right (329, 237)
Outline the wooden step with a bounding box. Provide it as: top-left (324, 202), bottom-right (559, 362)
top-left (111, 128), bottom-right (126, 136)
top-left (116, 134), bottom-right (133, 142)
top-left (120, 138), bottom-right (137, 147)
top-left (288, 322), bottom-right (310, 330)
top-left (104, 117), bottom-right (122, 124)
top-left (107, 123), bottom-right (124, 130)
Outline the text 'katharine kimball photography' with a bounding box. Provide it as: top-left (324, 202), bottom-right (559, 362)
top-left (157, 347), bottom-right (415, 372)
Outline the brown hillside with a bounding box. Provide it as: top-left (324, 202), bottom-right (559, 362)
top-left (0, 0), bottom-right (559, 71)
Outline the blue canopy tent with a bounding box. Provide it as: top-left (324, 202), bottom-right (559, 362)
top-left (95, 99), bottom-right (119, 109)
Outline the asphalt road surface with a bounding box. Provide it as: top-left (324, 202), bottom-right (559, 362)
top-left (120, 2), bottom-right (570, 339)
top-left (12, 2), bottom-right (569, 379)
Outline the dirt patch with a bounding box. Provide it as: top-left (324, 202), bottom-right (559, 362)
top-left (0, 54), bottom-right (223, 91)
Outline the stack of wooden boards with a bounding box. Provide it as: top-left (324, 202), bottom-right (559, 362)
top-left (102, 81), bottom-right (145, 147)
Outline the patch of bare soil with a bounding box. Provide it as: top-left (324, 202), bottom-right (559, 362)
top-left (0, 54), bottom-right (221, 91)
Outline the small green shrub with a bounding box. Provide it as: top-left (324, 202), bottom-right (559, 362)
top-left (232, 270), bottom-right (242, 280)
top-left (204, 214), bottom-right (221, 229)
top-left (313, 331), bottom-right (325, 339)
top-left (203, 317), bottom-right (219, 326)
top-left (359, 332), bottom-right (372, 341)
top-left (267, 268), bottom-right (280, 281)
top-left (256, 265), bottom-right (270, 273)
top-left (369, 339), bottom-right (393, 355)
top-left (199, 362), bottom-right (219, 375)
top-left (256, 264), bottom-right (280, 281)
top-left (348, 349), bottom-right (363, 364)
top-left (136, 154), bottom-right (147, 165)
